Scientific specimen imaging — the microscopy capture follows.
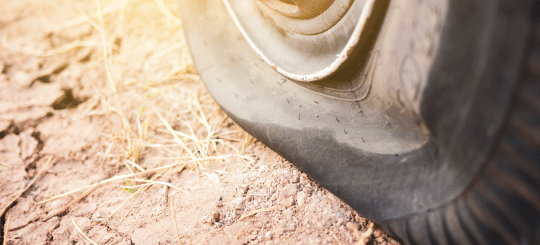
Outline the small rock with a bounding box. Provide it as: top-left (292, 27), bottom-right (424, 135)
top-left (302, 184), bottom-right (314, 195)
top-left (296, 194), bottom-right (305, 206)
top-left (12, 70), bottom-right (33, 87)
top-left (346, 222), bottom-right (358, 231)
top-left (279, 196), bottom-right (294, 207)
top-left (300, 175), bottom-right (308, 185)
top-left (270, 192), bottom-right (278, 201)
top-left (19, 129), bottom-right (38, 159)
top-left (322, 220), bottom-right (332, 229)
top-left (376, 237), bottom-right (386, 243)
top-left (279, 176), bottom-right (289, 185)
top-left (211, 212), bottom-right (221, 223)
top-left (234, 197), bottom-right (245, 210)
top-left (91, 211), bottom-right (103, 222)
top-left (265, 231), bottom-right (272, 239)
top-left (215, 197), bottom-right (223, 207)
top-left (238, 185), bottom-right (248, 196)
top-left (374, 229), bottom-right (382, 238)
top-left (248, 235), bottom-right (257, 241)
top-left (291, 171), bottom-right (300, 183)
top-left (278, 184), bottom-right (298, 199)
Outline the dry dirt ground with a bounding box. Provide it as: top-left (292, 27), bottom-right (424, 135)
top-left (0, 0), bottom-right (401, 244)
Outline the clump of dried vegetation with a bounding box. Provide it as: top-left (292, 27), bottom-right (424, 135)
top-left (1, 0), bottom-right (254, 242)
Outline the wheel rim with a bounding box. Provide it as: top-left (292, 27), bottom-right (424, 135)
top-left (258, 0), bottom-right (335, 19)
top-left (223, 0), bottom-right (388, 82)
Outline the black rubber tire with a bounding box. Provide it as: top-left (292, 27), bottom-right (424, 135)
top-left (179, 0), bottom-right (540, 244)
top-left (383, 38), bottom-right (540, 245)
top-left (383, 31), bottom-right (540, 245)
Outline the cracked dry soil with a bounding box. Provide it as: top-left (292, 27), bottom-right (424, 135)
top-left (0, 0), bottom-right (401, 244)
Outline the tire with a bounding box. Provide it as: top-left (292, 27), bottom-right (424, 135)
top-left (179, 0), bottom-right (540, 244)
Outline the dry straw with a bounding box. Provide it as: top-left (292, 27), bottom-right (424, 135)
top-left (2, 216), bottom-right (11, 245)
top-left (72, 220), bottom-right (98, 245)
top-left (0, 156), bottom-right (54, 218)
top-left (3, 0), bottom-right (254, 242)
top-left (169, 198), bottom-right (182, 244)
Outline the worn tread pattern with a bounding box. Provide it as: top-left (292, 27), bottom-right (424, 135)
top-left (380, 23), bottom-right (540, 245)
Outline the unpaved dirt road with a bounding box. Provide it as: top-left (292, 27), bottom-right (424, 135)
top-left (0, 0), bottom-right (400, 244)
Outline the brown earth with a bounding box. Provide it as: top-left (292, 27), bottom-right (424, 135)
top-left (0, 0), bottom-right (401, 244)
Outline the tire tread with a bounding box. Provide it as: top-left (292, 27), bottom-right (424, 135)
top-left (380, 16), bottom-right (540, 245)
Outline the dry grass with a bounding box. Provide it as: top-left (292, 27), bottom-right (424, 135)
top-left (2, 216), bottom-right (10, 245)
top-left (0, 156), bottom-right (54, 218)
top-left (169, 197), bottom-right (181, 244)
top-left (72, 219), bottom-right (98, 245)
top-left (2, 0), bottom-right (253, 238)
top-left (46, 184), bottom-right (100, 221)
top-left (239, 206), bottom-right (278, 221)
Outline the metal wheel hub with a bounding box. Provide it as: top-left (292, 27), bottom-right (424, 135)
top-left (258, 0), bottom-right (335, 19)
top-left (257, 0), bottom-right (351, 35)
top-left (224, 0), bottom-right (385, 82)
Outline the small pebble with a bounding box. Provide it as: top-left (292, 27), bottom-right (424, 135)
top-left (279, 196), bottom-right (294, 207)
top-left (335, 218), bottom-right (344, 226)
top-left (322, 220), bottom-right (332, 229)
top-left (291, 172), bottom-right (300, 183)
top-left (279, 183), bottom-right (298, 199)
top-left (211, 212), bottom-right (220, 223)
top-left (296, 194), bottom-right (305, 206)
top-left (215, 197), bottom-right (223, 207)
top-left (346, 222), bottom-right (358, 231)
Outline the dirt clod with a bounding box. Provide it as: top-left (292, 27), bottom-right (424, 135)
top-left (278, 183), bottom-right (297, 200)
top-left (296, 192), bottom-right (306, 206)
top-left (279, 196), bottom-right (294, 207)
top-left (211, 211), bottom-right (221, 223)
